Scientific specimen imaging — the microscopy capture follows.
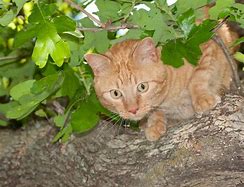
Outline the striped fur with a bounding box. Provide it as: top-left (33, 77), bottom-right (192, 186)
top-left (85, 24), bottom-right (237, 141)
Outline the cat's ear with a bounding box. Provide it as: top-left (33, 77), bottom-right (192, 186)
top-left (133, 37), bottom-right (160, 64)
top-left (84, 54), bottom-right (110, 76)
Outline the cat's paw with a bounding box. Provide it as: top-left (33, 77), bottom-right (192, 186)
top-left (193, 94), bottom-right (221, 113)
top-left (144, 122), bottom-right (166, 141)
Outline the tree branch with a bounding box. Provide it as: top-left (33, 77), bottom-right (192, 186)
top-left (64, 0), bottom-right (104, 28)
top-left (65, 0), bottom-right (140, 32)
top-left (1, 94), bottom-right (244, 186)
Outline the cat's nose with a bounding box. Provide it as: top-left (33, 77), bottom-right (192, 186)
top-left (128, 107), bottom-right (139, 114)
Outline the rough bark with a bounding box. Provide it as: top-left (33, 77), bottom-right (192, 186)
top-left (0, 94), bottom-right (244, 187)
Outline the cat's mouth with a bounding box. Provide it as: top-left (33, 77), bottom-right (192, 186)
top-left (121, 111), bottom-right (147, 121)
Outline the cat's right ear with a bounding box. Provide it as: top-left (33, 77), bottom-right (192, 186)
top-left (84, 54), bottom-right (110, 76)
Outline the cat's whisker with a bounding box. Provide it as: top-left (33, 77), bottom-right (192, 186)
top-left (95, 114), bottom-right (120, 139)
top-left (115, 117), bottom-right (124, 136)
top-left (100, 115), bottom-right (122, 137)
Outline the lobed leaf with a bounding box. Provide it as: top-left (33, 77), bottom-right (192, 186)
top-left (32, 22), bottom-right (70, 68)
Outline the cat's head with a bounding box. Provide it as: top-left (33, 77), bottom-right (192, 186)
top-left (84, 37), bottom-right (167, 121)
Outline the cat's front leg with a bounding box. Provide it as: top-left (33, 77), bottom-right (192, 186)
top-left (140, 111), bottom-right (166, 141)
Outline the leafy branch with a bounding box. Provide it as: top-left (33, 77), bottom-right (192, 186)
top-left (64, 0), bottom-right (103, 27)
top-left (65, 0), bottom-right (139, 31)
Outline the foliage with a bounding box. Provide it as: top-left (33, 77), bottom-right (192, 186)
top-left (0, 0), bottom-right (243, 142)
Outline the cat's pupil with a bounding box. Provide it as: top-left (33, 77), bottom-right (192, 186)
top-left (141, 84), bottom-right (145, 90)
top-left (114, 91), bottom-right (118, 96)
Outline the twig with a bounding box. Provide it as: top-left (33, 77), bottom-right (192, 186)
top-left (77, 24), bottom-right (139, 32)
top-left (65, 0), bottom-right (139, 32)
top-left (0, 55), bottom-right (19, 61)
top-left (64, 0), bottom-right (104, 28)
top-left (211, 16), bottom-right (230, 32)
top-left (212, 35), bottom-right (243, 94)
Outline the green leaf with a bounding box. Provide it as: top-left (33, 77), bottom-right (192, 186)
top-left (10, 80), bottom-right (36, 101)
top-left (53, 16), bottom-right (76, 33)
top-left (6, 102), bottom-right (39, 120)
top-left (230, 4), bottom-right (244, 28)
top-left (0, 9), bottom-right (17, 26)
top-left (81, 17), bottom-right (109, 52)
top-left (187, 20), bottom-right (216, 45)
top-left (52, 123), bottom-right (72, 143)
top-left (31, 73), bottom-right (62, 94)
top-left (130, 9), bottom-right (151, 28)
top-left (0, 60), bottom-right (36, 88)
top-left (14, 25), bottom-right (38, 48)
top-left (111, 29), bottom-right (143, 44)
top-left (95, 0), bottom-right (121, 22)
top-left (61, 124), bottom-right (73, 142)
top-left (0, 102), bottom-right (19, 115)
top-left (84, 30), bottom-right (110, 53)
top-left (181, 42), bottom-right (201, 65)
top-left (130, 3), bottom-right (173, 44)
top-left (69, 41), bottom-right (86, 67)
top-left (161, 20), bottom-right (213, 68)
top-left (209, 0), bottom-right (235, 19)
top-left (231, 37), bottom-right (244, 46)
top-left (54, 114), bottom-right (67, 128)
top-left (61, 67), bottom-right (80, 98)
top-left (234, 52), bottom-right (244, 63)
top-left (71, 92), bottom-right (105, 133)
top-left (161, 40), bottom-right (185, 67)
top-left (51, 40), bottom-right (70, 67)
top-left (177, 9), bottom-right (196, 38)
top-left (32, 22), bottom-right (70, 68)
top-left (6, 73), bottom-right (64, 120)
top-left (35, 109), bottom-right (47, 118)
top-left (176, 0), bottom-right (208, 15)
top-left (28, 3), bottom-right (57, 23)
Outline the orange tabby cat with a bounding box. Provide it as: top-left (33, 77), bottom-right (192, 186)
top-left (84, 24), bottom-right (237, 141)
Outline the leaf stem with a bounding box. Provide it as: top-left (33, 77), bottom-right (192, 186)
top-left (155, 0), bottom-right (176, 22)
top-left (36, 2), bottom-right (46, 22)
top-left (123, 0), bottom-right (136, 22)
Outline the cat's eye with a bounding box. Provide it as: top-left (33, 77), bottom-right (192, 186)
top-left (110, 89), bottom-right (122, 99)
top-left (137, 82), bottom-right (149, 93)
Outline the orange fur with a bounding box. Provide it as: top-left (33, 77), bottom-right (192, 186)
top-left (85, 24), bottom-right (236, 141)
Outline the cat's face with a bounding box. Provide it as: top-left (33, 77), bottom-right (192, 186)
top-left (85, 38), bottom-right (167, 121)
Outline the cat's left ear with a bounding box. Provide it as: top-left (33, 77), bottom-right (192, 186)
top-left (133, 37), bottom-right (160, 64)
top-left (84, 53), bottom-right (110, 76)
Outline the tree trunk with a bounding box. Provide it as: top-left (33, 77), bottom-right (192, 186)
top-left (0, 94), bottom-right (244, 187)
